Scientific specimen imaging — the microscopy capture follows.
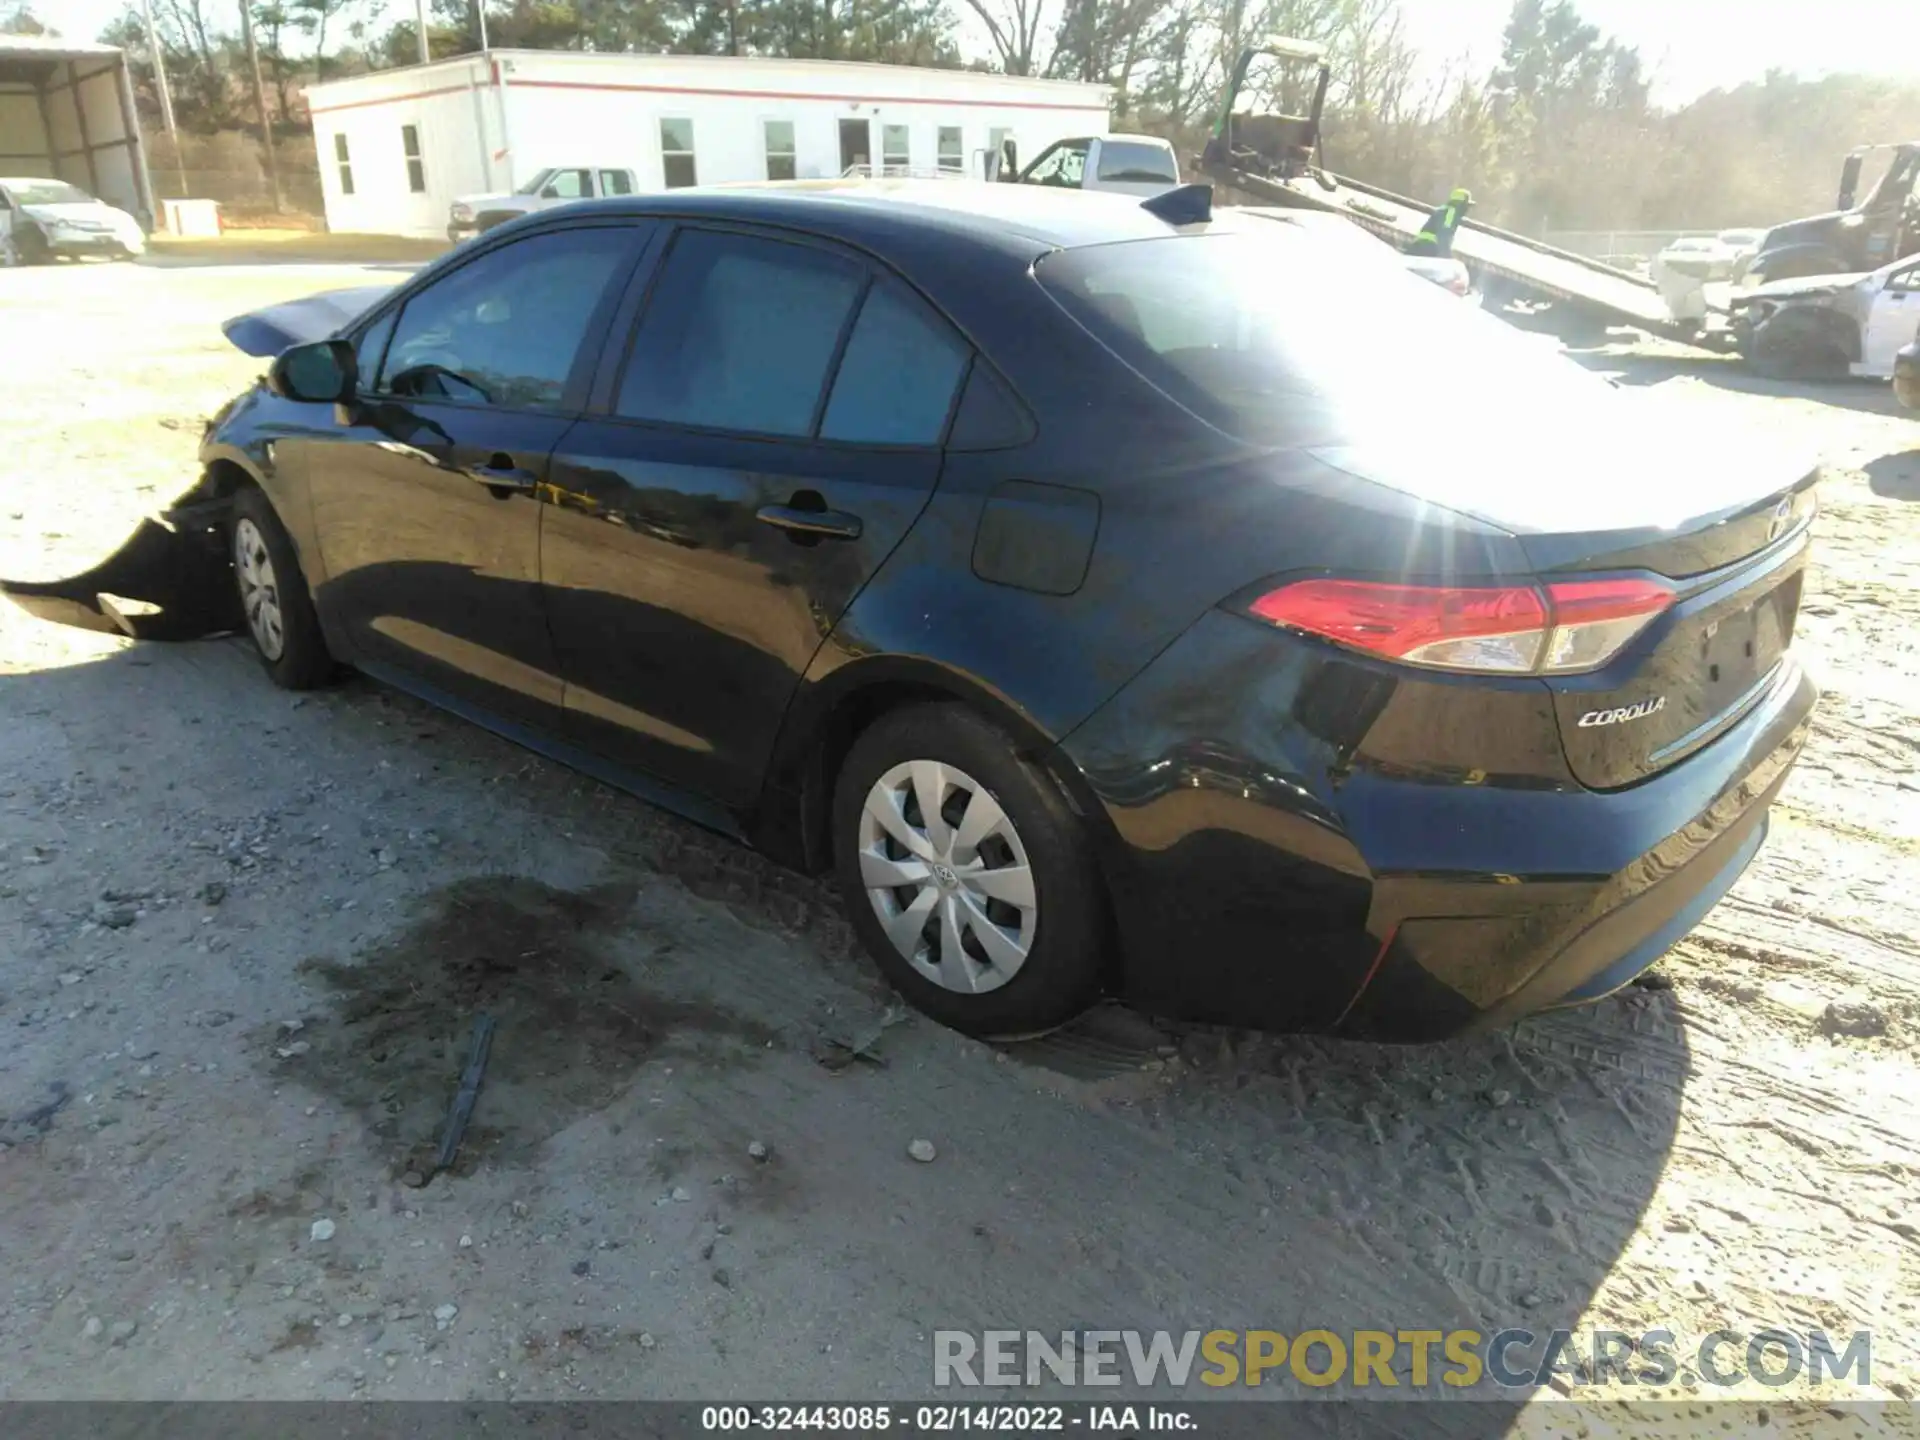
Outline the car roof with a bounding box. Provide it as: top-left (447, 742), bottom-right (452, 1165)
top-left (541, 180), bottom-right (1239, 256)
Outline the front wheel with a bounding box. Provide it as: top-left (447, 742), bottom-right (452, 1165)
top-left (832, 703), bottom-right (1108, 1038)
top-left (230, 486), bottom-right (334, 689)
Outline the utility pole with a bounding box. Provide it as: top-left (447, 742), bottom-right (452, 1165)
top-left (138, 0), bottom-right (188, 199)
top-left (725, 0), bottom-right (739, 56)
top-left (236, 0), bottom-right (283, 212)
top-left (474, 0), bottom-right (489, 50)
top-left (416, 0), bottom-right (431, 65)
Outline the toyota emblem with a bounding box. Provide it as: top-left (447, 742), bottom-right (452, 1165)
top-left (1766, 496), bottom-right (1792, 542)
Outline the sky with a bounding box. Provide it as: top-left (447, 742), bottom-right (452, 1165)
top-left (38, 0), bottom-right (1920, 106)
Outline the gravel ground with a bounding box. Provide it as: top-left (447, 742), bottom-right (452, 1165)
top-left (1, 260), bottom-right (1917, 1430)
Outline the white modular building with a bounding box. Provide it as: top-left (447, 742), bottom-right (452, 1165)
top-left (304, 51), bottom-right (1112, 238)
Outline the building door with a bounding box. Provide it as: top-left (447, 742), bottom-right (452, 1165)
top-left (839, 118), bottom-right (873, 176)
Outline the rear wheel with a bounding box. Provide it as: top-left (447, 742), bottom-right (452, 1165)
top-left (832, 703), bottom-right (1107, 1038)
top-left (230, 486), bottom-right (334, 690)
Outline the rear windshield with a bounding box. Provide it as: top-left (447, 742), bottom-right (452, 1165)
top-left (1095, 141), bottom-right (1178, 183)
top-left (1034, 227), bottom-right (1590, 446)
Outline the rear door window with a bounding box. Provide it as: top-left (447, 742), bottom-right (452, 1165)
top-left (820, 280), bottom-right (969, 445)
top-left (377, 226), bottom-right (636, 409)
top-left (616, 229), bottom-right (865, 437)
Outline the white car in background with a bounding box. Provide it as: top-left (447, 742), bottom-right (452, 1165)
top-left (0, 177), bottom-right (146, 263)
top-left (1651, 228), bottom-right (1764, 285)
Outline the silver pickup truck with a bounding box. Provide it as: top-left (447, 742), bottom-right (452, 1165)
top-left (447, 166), bottom-right (638, 242)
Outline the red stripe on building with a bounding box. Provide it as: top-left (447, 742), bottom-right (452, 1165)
top-left (311, 76), bottom-right (1106, 118)
top-left (309, 82), bottom-right (478, 116)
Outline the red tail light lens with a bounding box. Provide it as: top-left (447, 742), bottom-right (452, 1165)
top-left (1246, 576), bottom-right (1672, 676)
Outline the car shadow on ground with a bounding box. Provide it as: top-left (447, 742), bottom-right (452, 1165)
top-left (1568, 346), bottom-right (1908, 417)
top-left (1866, 450), bottom-right (1920, 501)
top-left (2, 522), bottom-right (1689, 1420)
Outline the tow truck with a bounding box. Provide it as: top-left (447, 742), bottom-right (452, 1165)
top-left (1194, 38), bottom-right (1734, 348)
top-left (1744, 142), bottom-right (1920, 284)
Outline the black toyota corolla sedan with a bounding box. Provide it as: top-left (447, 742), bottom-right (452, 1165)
top-left (184, 181), bottom-right (1818, 1042)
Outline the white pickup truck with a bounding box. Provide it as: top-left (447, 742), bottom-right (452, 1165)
top-left (992, 135), bottom-right (1184, 197)
top-left (447, 166), bottom-right (638, 242)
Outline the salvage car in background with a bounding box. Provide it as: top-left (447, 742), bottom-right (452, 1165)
top-left (169, 182), bottom-right (1815, 1043)
top-left (0, 176), bottom-right (145, 262)
top-left (1730, 251), bottom-right (1920, 380)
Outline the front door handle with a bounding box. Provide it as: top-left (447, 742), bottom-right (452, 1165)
top-left (756, 503), bottom-right (863, 541)
top-left (470, 453), bottom-right (538, 499)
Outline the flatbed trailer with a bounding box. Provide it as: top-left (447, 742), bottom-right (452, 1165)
top-left (1196, 39), bottom-right (1731, 350)
top-left (1213, 162), bottom-right (1732, 347)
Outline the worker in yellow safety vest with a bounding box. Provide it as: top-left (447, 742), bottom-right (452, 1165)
top-left (1412, 188), bottom-right (1472, 258)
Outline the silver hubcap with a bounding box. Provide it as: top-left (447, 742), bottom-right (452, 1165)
top-left (856, 760), bottom-right (1037, 995)
top-left (233, 517), bottom-right (286, 661)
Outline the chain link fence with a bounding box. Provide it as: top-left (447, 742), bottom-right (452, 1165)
top-left (145, 131), bottom-right (325, 227)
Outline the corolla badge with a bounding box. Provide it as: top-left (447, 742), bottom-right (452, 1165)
top-left (1579, 696), bottom-right (1667, 728)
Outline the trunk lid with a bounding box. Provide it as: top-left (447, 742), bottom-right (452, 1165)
top-left (1307, 392), bottom-right (1818, 791)
top-left (1545, 509), bottom-right (1810, 789)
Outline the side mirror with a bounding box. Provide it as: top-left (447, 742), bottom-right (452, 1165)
top-left (999, 138), bottom-right (1019, 183)
top-left (269, 339), bottom-right (356, 404)
top-left (1838, 153), bottom-right (1863, 211)
top-left (540, 185), bottom-right (560, 198)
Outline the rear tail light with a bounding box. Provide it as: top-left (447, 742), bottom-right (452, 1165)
top-left (1246, 576), bottom-right (1673, 676)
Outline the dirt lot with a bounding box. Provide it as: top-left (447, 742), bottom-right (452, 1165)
top-left (1, 259), bottom-right (1917, 1431)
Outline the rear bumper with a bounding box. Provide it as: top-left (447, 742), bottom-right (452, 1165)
top-left (1059, 609), bottom-right (1817, 1041)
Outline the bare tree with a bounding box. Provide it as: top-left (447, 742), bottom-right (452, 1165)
top-left (958, 0), bottom-right (1051, 76)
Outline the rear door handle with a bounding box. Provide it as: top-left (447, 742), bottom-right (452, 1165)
top-left (470, 453), bottom-right (538, 499)
top-left (756, 504), bottom-right (863, 541)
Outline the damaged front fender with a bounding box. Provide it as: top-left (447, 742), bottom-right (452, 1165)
top-left (1, 484), bottom-right (242, 642)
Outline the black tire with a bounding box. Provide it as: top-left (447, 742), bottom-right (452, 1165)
top-left (229, 486), bottom-right (334, 690)
top-left (16, 228), bottom-right (52, 266)
top-left (1750, 336), bottom-right (1850, 383)
top-left (831, 702), bottom-right (1107, 1038)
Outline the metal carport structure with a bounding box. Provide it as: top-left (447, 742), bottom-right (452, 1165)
top-left (0, 35), bottom-right (154, 230)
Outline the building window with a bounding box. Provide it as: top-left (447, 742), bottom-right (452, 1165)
top-left (660, 118), bottom-right (696, 189)
top-left (881, 123), bottom-right (910, 176)
top-left (937, 125), bottom-right (963, 175)
top-left (763, 119), bottom-right (796, 182)
top-left (334, 132), bottom-right (354, 196)
top-left (401, 124), bottom-right (426, 194)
